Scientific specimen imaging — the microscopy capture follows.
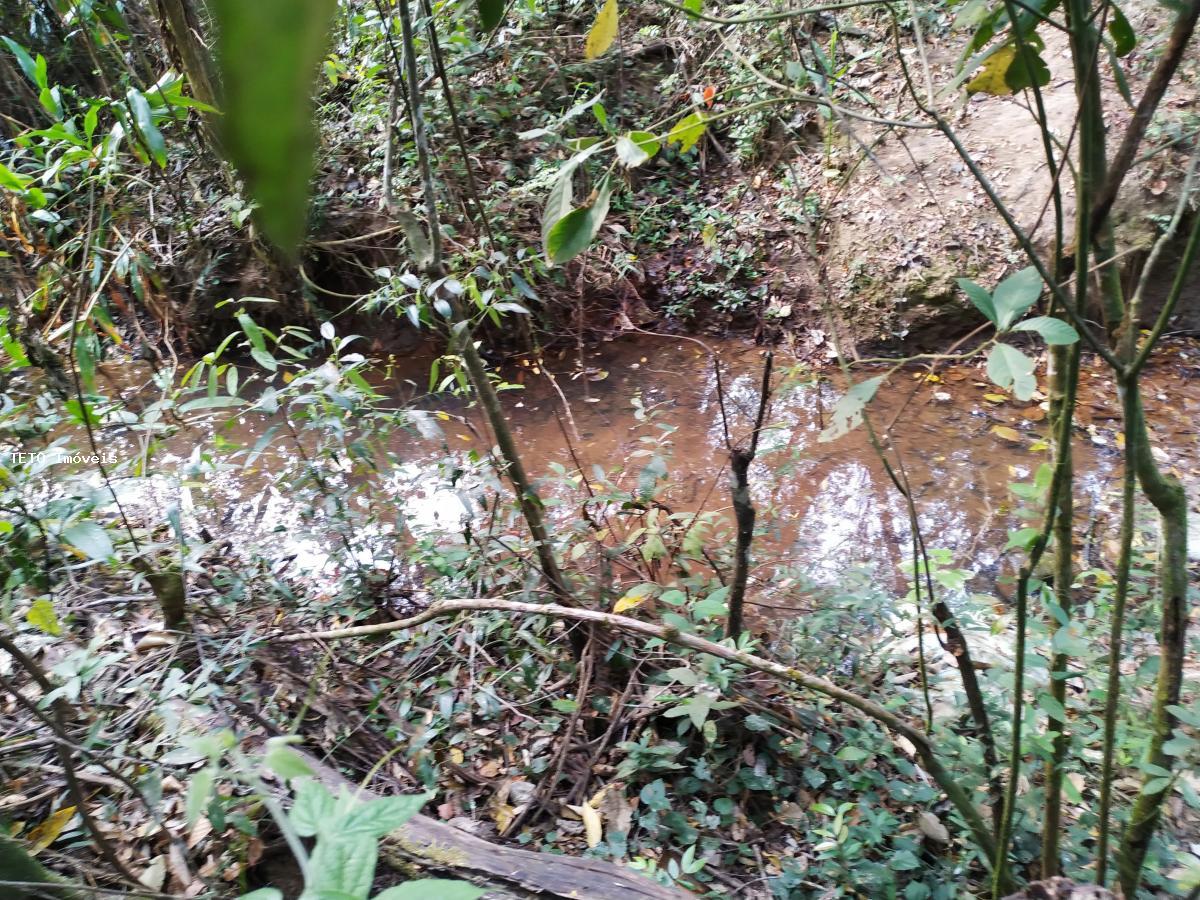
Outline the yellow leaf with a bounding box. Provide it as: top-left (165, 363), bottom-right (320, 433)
top-left (28, 806), bottom-right (76, 853)
top-left (966, 45), bottom-right (1017, 96)
top-left (435, 411), bottom-right (450, 421)
top-left (587, 784), bottom-right (612, 809)
top-left (26, 598), bottom-right (60, 636)
top-left (449, 747), bottom-right (465, 764)
top-left (282, 371), bottom-right (294, 384)
top-left (493, 802), bottom-right (516, 833)
top-left (1030, 439), bottom-right (1050, 452)
top-left (990, 425), bottom-right (1023, 443)
top-left (613, 593), bottom-right (646, 614)
top-left (584, 0), bottom-right (618, 60)
top-left (667, 112), bottom-right (706, 153)
top-left (568, 803), bottom-right (604, 848)
top-left (983, 393), bottom-right (1008, 403)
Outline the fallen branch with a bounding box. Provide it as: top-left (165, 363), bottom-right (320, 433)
top-left (277, 598), bottom-right (999, 871)
top-left (292, 749), bottom-right (692, 900)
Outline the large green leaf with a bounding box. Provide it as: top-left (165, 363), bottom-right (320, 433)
top-left (211, 0), bottom-right (337, 253)
top-left (126, 89), bottom-right (167, 167)
top-left (1, 36), bottom-right (37, 83)
top-left (1108, 2), bottom-right (1136, 57)
top-left (60, 522), bottom-right (114, 561)
top-left (1012, 315), bottom-right (1079, 345)
top-left (340, 792), bottom-right (430, 838)
top-left (545, 177), bottom-right (613, 265)
top-left (304, 834), bottom-right (377, 899)
top-left (986, 342), bottom-right (1037, 400)
top-left (992, 266), bottom-right (1043, 330)
top-left (957, 277), bottom-right (996, 325)
top-left (818, 375), bottom-right (886, 443)
top-left (289, 778), bottom-right (336, 837)
top-left (540, 145), bottom-right (602, 259)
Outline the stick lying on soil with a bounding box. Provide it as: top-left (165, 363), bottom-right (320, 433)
top-left (292, 748), bottom-right (692, 900)
top-left (278, 598), bottom-right (999, 871)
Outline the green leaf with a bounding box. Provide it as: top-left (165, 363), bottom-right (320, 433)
top-left (957, 277), bottom-right (996, 325)
top-left (236, 312), bottom-right (268, 352)
top-left (210, 0), bottom-right (337, 253)
top-left (1141, 776), bottom-right (1173, 795)
top-left (836, 746), bottom-right (870, 762)
top-left (1012, 315), bottom-right (1079, 345)
top-left (541, 144), bottom-right (602, 259)
top-left (33, 53), bottom-right (47, 90)
top-left (986, 342), bottom-right (1037, 401)
top-left (126, 89), bottom-right (167, 167)
top-left (1108, 2), bottom-right (1136, 57)
top-left (251, 348), bottom-right (278, 372)
top-left (666, 111), bottom-right (706, 153)
top-left (239, 890), bottom-right (283, 900)
top-left (682, 0), bottom-right (703, 12)
top-left (1107, 45), bottom-right (1133, 105)
top-left (290, 778), bottom-right (336, 837)
top-left (637, 455), bottom-right (667, 501)
top-left (546, 177), bottom-right (613, 266)
top-left (1005, 527), bottom-right (1039, 551)
top-left (341, 793), bottom-right (431, 837)
top-left (992, 266), bottom-right (1044, 330)
top-left (305, 834), bottom-right (377, 899)
top-left (26, 598), bottom-right (61, 636)
top-left (477, 0), bottom-right (505, 31)
top-left (616, 131), bottom-right (660, 168)
top-left (60, 522), bottom-right (114, 561)
top-left (178, 395), bottom-right (246, 413)
top-left (186, 768), bottom-right (215, 828)
top-left (1, 36), bottom-right (37, 83)
top-left (1038, 692), bottom-right (1067, 723)
top-left (1051, 622), bottom-right (1089, 657)
top-left (818, 375), bottom-right (886, 442)
top-left (0, 162), bottom-right (31, 192)
top-left (263, 743), bottom-right (314, 781)
top-left (374, 881), bottom-right (485, 900)
top-left (584, 0), bottom-right (619, 60)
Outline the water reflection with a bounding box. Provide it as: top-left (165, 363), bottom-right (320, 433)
top-left (25, 335), bottom-right (1200, 604)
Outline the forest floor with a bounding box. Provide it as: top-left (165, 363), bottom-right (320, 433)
top-left (623, 0), bottom-right (1200, 358)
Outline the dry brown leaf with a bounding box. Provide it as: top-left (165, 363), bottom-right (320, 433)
top-left (990, 425), bottom-right (1023, 443)
top-left (917, 811), bottom-right (950, 843)
top-left (139, 856), bottom-right (167, 891)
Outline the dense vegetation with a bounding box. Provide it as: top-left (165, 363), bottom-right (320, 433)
top-left (1, 0), bottom-right (1199, 897)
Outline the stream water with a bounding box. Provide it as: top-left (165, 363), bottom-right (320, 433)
top-left (79, 333), bottom-right (1200, 609)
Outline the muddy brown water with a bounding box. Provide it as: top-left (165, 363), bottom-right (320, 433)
top-left (77, 334), bottom-right (1200, 607)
